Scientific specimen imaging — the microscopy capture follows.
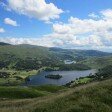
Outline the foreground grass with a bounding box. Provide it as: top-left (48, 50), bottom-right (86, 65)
top-left (33, 79), bottom-right (112, 112)
top-left (31, 85), bottom-right (66, 93)
top-left (0, 86), bottom-right (47, 99)
top-left (0, 79), bottom-right (112, 112)
top-left (0, 85), bottom-right (66, 99)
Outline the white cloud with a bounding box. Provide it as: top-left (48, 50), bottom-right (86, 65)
top-left (53, 24), bottom-right (71, 34)
top-left (0, 28), bottom-right (5, 33)
top-left (101, 9), bottom-right (112, 19)
top-left (7, 0), bottom-right (63, 22)
top-left (4, 18), bottom-right (19, 26)
top-left (51, 9), bottom-right (112, 49)
top-left (1, 9), bottom-right (112, 52)
top-left (88, 13), bottom-right (99, 19)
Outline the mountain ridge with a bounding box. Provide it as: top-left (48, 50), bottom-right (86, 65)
top-left (0, 41), bottom-right (112, 70)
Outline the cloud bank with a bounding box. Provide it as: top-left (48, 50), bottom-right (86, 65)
top-left (1, 1), bottom-right (112, 52)
top-left (7, 0), bottom-right (63, 22)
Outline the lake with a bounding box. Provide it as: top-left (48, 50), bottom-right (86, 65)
top-left (24, 69), bottom-right (96, 86)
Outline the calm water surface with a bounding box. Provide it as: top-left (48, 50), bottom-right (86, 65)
top-left (24, 69), bottom-right (96, 86)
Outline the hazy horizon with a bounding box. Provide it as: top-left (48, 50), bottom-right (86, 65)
top-left (1, 41), bottom-right (112, 53)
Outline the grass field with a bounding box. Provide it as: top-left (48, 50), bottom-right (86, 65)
top-left (0, 69), bottom-right (40, 86)
top-left (0, 69), bottom-right (38, 78)
top-left (31, 85), bottom-right (66, 93)
top-left (75, 77), bottom-right (92, 84)
top-left (0, 78), bottom-right (112, 112)
top-left (80, 56), bottom-right (112, 69)
top-left (0, 86), bottom-right (46, 99)
top-left (0, 85), bottom-right (66, 99)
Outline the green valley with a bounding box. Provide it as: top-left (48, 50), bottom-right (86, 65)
top-left (0, 42), bottom-right (112, 112)
top-left (1, 1), bottom-right (112, 111)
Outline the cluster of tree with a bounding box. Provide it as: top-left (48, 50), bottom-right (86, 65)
top-left (0, 72), bottom-right (10, 78)
top-left (0, 53), bottom-right (19, 69)
top-left (95, 65), bottom-right (112, 80)
top-left (0, 61), bottom-right (8, 69)
top-left (2, 53), bottom-right (108, 72)
top-left (14, 59), bottom-right (42, 70)
top-left (57, 64), bottom-right (91, 71)
top-left (13, 57), bottom-right (63, 70)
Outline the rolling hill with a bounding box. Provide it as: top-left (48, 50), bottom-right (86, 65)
top-left (80, 56), bottom-right (112, 69)
top-left (0, 42), bottom-right (112, 70)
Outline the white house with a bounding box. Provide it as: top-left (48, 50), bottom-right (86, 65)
top-left (64, 60), bottom-right (76, 64)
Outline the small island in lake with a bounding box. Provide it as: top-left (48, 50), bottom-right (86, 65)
top-left (45, 74), bottom-right (62, 79)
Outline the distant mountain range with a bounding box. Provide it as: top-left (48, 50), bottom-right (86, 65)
top-left (0, 42), bottom-right (112, 70)
top-left (0, 42), bottom-right (11, 46)
top-left (0, 42), bottom-right (112, 59)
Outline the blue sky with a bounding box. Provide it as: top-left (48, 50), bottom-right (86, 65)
top-left (0, 0), bottom-right (112, 52)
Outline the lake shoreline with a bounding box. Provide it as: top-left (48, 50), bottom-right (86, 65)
top-left (24, 69), bottom-right (97, 86)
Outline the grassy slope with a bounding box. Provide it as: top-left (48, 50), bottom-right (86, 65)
top-left (31, 85), bottom-right (66, 93)
top-left (0, 78), bottom-right (112, 112)
top-left (0, 85), bottom-right (66, 99)
top-left (80, 56), bottom-right (112, 69)
top-left (0, 86), bottom-right (46, 99)
top-left (0, 44), bottom-right (111, 61)
top-left (0, 44), bottom-right (112, 71)
top-left (0, 45), bottom-right (51, 59)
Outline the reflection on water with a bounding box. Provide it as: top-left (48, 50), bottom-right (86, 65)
top-left (24, 69), bottom-right (96, 86)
